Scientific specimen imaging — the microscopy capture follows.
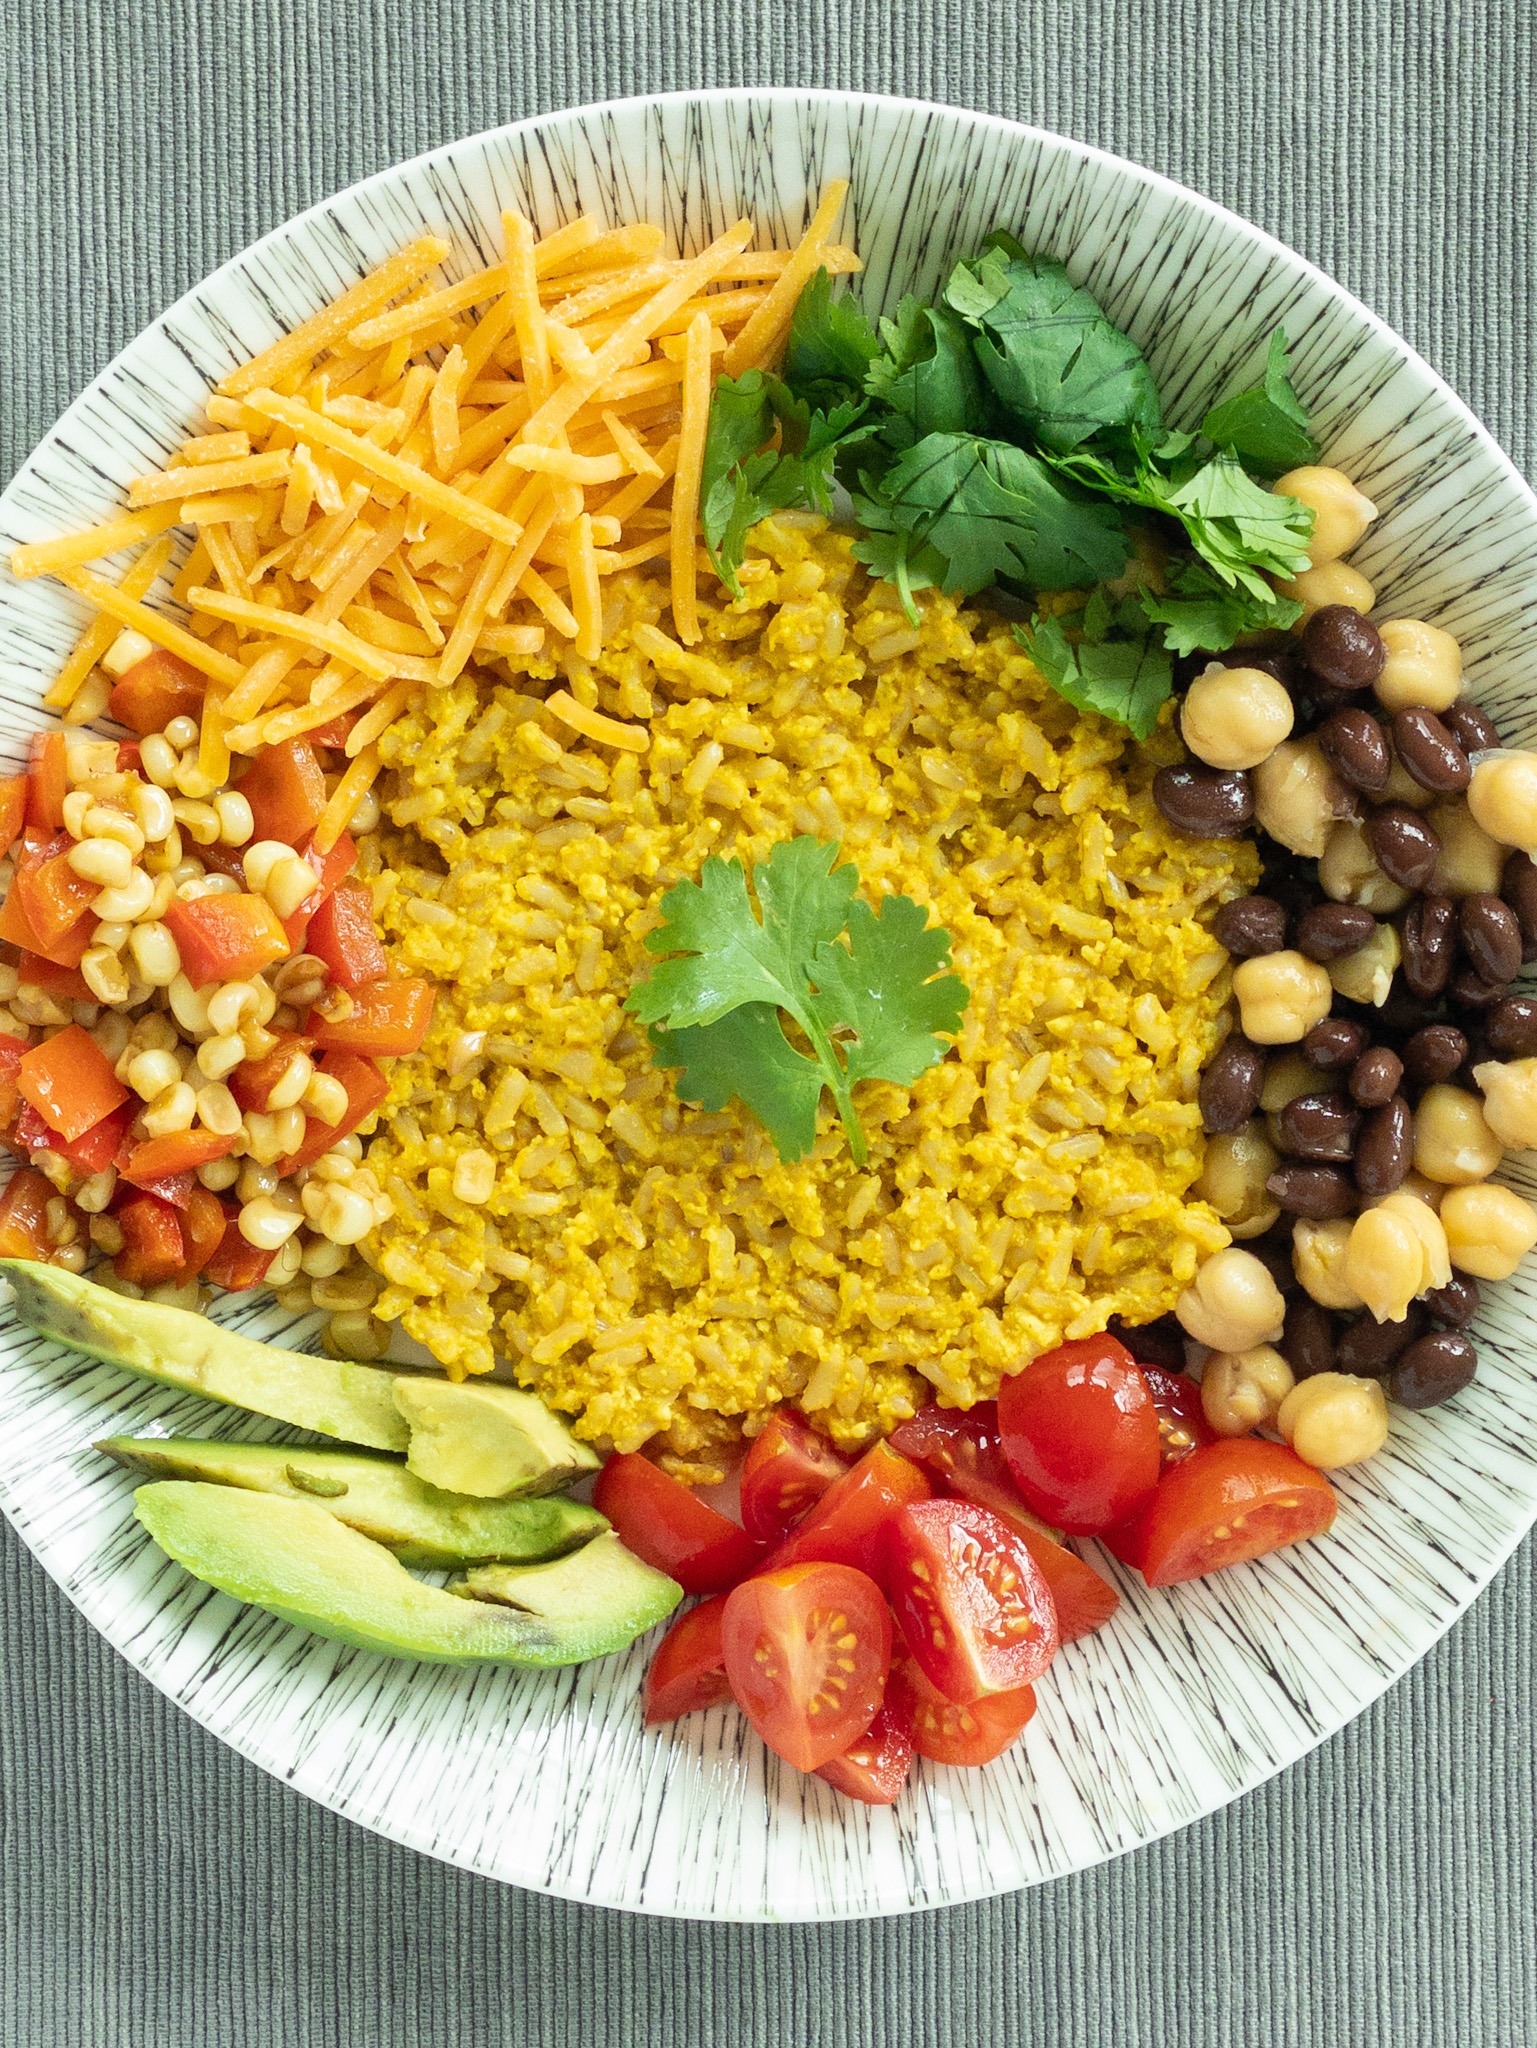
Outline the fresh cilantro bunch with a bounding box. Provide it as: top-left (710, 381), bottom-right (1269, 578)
top-left (698, 232), bottom-right (1324, 737)
top-left (625, 836), bottom-right (969, 1164)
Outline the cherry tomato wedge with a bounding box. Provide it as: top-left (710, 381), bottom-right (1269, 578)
top-left (1136, 1439), bottom-right (1337, 1586)
top-left (883, 1499), bottom-right (1059, 1704)
top-left (739, 1410), bottom-right (851, 1545)
top-left (764, 1441), bottom-right (932, 1576)
top-left (998, 1334), bottom-right (1160, 1535)
top-left (594, 1452), bottom-right (763, 1595)
top-left (642, 1595), bottom-right (731, 1724)
top-left (1143, 1365), bottom-right (1214, 1469)
top-left (721, 1563), bottom-right (891, 1773)
top-left (889, 1654), bottom-right (1037, 1768)
top-left (889, 1400), bottom-right (1055, 1535)
top-left (1012, 1524), bottom-right (1119, 1644)
top-left (814, 1699), bottom-right (914, 1806)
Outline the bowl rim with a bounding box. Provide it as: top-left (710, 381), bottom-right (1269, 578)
top-left (3, 84), bottom-right (1536, 1921)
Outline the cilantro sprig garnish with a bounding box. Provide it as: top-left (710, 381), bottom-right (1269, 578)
top-left (625, 837), bottom-right (969, 1165)
top-left (698, 236), bottom-right (1322, 741)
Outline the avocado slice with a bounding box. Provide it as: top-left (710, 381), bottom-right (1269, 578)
top-left (454, 1535), bottom-right (682, 1644)
top-left (98, 1436), bottom-right (606, 1568)
top-left (4, 1260), bottom-right (407, 1451)
top-left (133, 1482), bottom-right (680, 1666)
top-left (392, 1377), bottom-right (599, 1498)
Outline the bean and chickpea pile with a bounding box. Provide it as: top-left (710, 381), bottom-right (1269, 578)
top-left (1151, 465), bottom-right (1537, 1473)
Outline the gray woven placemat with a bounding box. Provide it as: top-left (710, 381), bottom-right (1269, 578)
top-left (2, 1), bottom-right (1534, 2041)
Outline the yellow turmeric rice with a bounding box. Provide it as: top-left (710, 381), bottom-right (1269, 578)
top-left (361, 517), bottom-right (1255, 1479)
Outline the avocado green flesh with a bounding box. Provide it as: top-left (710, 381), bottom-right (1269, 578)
top-left (133, 1483), bottom-right (678, 1666)
top-left (4, 1261), bottom-right (406, 1451)
top-left (455, 1534), bottom-right (682, 1641)
top-left (98, 1436), bottom-right (606, 1568)
top-left (393, 1376), bottom-right (599, 1498)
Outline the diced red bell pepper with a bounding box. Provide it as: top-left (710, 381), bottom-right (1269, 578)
top-left (307, 714), bottom-right (359, 750)
top-left (45, 1098), bottom-right (135, 1177)
top-left (281, 832), bottom-right (357, 950)
top-left (0, 1166), bottom-right (58, 1260)
top-left (12, 952), bottom-right (92, 1000)
top-left (0, 776), bottom-right (27, 858)
top-left (0, 1032), bottom-right (28, 1128)
top-left (107, 650), bottom-right (206, 735)
top-left (122, 1128), bottom-right (238, 1187)
top-left (117, 741), bottom-right (142, 775)
top-left (308, 977), bottom-right (434, 1057)
top-left (203, 1214), bottom-right (275, 1292)
top-left (10, 1101), bottom-right (52, 1154)
top-left (113, 1191), bottom-right (186, 1286)
top-left (176, 1185), bottom-right (227, 1279)
top-left (163, 892), bottom-right (290, 986)
top-left (17, 1025), bottom-right (129, 1143)
top-left (194, 838), bottom-right (248, 883)
top-left (276, 1050), bottom-right (388, 1173)
top-left (0, 838), bottom-right (95, 967)
top-left (227, 1032), bottom-right (315, 1113)
top-left (130, 1170), bottom-right (195, 1211)
top-left (15, 850), bottom-right (97, 949)
top-left (305, 882), bottom-right (386, 990)
top-left (24, 733), bottom-right (68, 832)
top-left (235, 739), bottom-right (327, 846)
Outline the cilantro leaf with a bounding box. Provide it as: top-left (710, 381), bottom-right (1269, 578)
top-left (1200, 329), bottom-right (1319, 476)
top-left (1018, 597), bottom-right (1174, 741)
top-left (867, 298), bottom-right (988, 448)
top-left (1140, 556), bottom-right (1303, 655)
top-left (943, 249), bottom-right (1162, 452)
top-left (780, 267), bottom-right (881, 410)
top-left (851, 432), bottom-right (1128, 601)
top-left (629, 837), bottom-right (969, 1163)
top-left (1163, 453), bottom-right (1315, 598)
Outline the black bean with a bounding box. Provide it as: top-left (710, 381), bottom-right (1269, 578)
top-left (1295, 902), bottom-right (1377, 963)
top-left (1303, 1016), bottom-right (1370, 1070)
top-left (1354, 1096), bottom-right (1412, 1195)
top-left (1458, 893), bottom-right (1523, 984)
top-left (1424, 1274), bottom-right (1482, 1329)
top-left (1277, 1091), bottom-right (1360, 1161)
top-left (1366, 805), bottom-right (1441, 890)
top-left (1281, 1296), bottom-right (1338, 1380)
top-left (1153, 765), bottom-right (1254, 838)
top-left (1402, 1023), bottom-right (1469, 1086)
top-left (1401, 894), bottom-right (1456, 1000)
top-left (1304, 606), bottom-right (1386, 690)
top-left (1349, 1047), bottom-right (1404, 1107)
top-left (1388, 1330), bottom-right (1478, 1409)
top-left (1449, 967), bottom-right (1511, 1012)
top-left (1243, 648), bottom-right (1302, 690)
top-left (1200, 1036), bottom-right (1266, 1134)
top-left (1266, 1161), bottom-right (1357, 1219)
top-left (1486, 995), bottom-right (1537, 1058)
top-left (1213, 894), bottom-right (1288, 959)
top-left (1248, 1228), bottom-right (1304, 1294)
top-left (1501, 849), bottom-right (1537, 963)
top-left (1392, 708), bottom-right (1471, 794)
top-left (1442, 701), bottom-right (1502, 754)
top-left (1336, 1303), bottom-right (1427, 1377)
top-left (1107, 1313), bottom-right (1187, 1373)
top-left (1316, 707), bottom-right (1391, 794)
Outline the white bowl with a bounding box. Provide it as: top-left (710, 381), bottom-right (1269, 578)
top-left (3, 88), bottom-right (1537, 1923)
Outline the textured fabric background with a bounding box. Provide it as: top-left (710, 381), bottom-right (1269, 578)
top-left (2, 1), bottom-right (1535, 2041)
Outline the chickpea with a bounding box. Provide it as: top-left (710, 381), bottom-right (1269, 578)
top-left (1467, 751), bottom-right (1537, 852)
top-left (1471, 1058), bottom-right (1537, 1150)
top-left (1259, 1051), bottom-right (1329, 1114)
top-left (1274, 561), bottom-right (1376, 621)
top-left (1180, 666), bottom-right (1294, 772)
top-left (1277, 1372), bottom-right (1390, 1469)
top-left (1345, 1201), bottom-right (1442, 1322)
top-left (1200, 1344), bottom-right (1295, 1437)
top-left (1327, 921), bottom-right (1400, 1007)
top-left (1362, 1169), bottom-right (1442, 1213)
top-left (1253, 737), bottom-right (1354, 859)
top-left (1273, 465), bottom-right (1379, 566)
top-left (1373, 618), bottom-right (1462, 715)
top-left (1195, 1121), bottom-right (1280, 1239)
top-left (1413, 1084), bottom-right (1503, 1185)
top-left (1317, 819), bottom-right (1411, 912)
top-left (1439, 1182), bottom-right (1537, 1279)
top-left (1292, 1217), bottom-right (1365, 1310)
top-left (1231, 950), bottom-right (1333, 1046)
top-left (1175, 1247), bottom-right (1286, 1352)
top-left (1380, 753), bottom-right (1437, 810)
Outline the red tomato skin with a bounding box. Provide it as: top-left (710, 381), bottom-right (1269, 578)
top-left (739, 1411), bottom-right (852, 1545)
top-left (814, 1700), bottom-right (914, 1805)
top-left (889, 1400), bottom-right (1058, 1535)
top-left (1013, 1524), bottom-right (1119, 1644)
top-left (889, 1655), bottom-right (1037, 1768)
top-left (593, 1453), bottom-right (763, 1595)
top-left (1137, 1440), bottom-right (1338, 1587)
top-left (883, 1499), bottom-right (1060, 1704)
top-left (721, 1564), bottom-right (891, 1773)
top-left (643, 1596), bottom-right (732, 1724)
top-left (997, 1335), bottom-right (1161, 1535)
top-left (763, 1441), bottom-right (933, 1576)
top-left (1142, 1365), bottom-right (1215, 1469)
